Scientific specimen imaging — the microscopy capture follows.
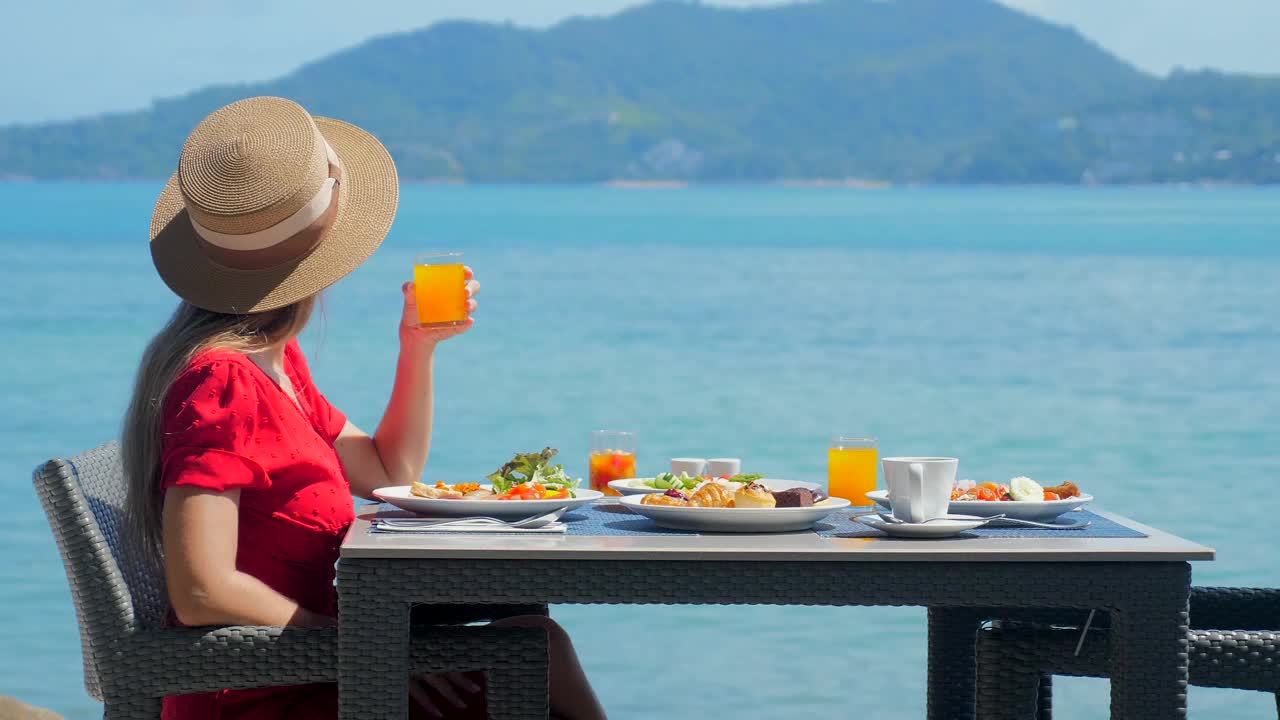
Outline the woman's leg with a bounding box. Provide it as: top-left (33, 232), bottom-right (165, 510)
top-left (490, 615), bottom-right (607, 720)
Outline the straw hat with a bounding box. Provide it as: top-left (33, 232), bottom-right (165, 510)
top-left (150, 96), bottom-right (398, 314)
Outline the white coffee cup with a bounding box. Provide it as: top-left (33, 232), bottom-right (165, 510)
top-left (882, 457), bottom-right (958, 524)
top-left (706, 458), bottom-right (741, 478)
top-left (670, 458), bottom-right (706, 476)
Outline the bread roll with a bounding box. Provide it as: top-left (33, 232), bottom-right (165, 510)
top-left (734, 482), bottom-right (777, 508)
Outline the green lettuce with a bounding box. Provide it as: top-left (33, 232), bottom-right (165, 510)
top-left (486, 448), bottom-right (579, 496)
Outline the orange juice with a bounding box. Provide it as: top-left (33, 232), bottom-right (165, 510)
top-left (828, 446), bottom-right (878, 505)
top-left (589, 450), bottom-right (636, 496)
top-left (414, 263), bottom-right (467, 325)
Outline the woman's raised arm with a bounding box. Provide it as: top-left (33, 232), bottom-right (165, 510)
top-left (336, 273), bottom-right (478, 498)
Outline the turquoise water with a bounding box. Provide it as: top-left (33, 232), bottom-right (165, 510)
top-left (2, 184), bottom-right (1279, 719)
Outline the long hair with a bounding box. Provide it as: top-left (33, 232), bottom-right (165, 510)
top-left (122, 296), bottom-right (316, 575)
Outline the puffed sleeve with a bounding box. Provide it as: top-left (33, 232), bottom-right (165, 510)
top-left (285, 340), bottom-right (348, 444)
top-left (160, 357), bottom-right (270, 492)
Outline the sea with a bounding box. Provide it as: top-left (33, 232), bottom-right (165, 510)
top-left (1, 184), bottom-right (1278, 719)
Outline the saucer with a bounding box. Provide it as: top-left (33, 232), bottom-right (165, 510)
top-left (855, 513), bottom-right (988, 538)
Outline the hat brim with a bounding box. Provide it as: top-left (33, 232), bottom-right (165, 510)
top-left (150, 117), bottom-right (398, 314)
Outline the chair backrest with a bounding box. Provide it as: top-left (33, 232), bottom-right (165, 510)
top-left (33, 442), bottom-right (167, 699)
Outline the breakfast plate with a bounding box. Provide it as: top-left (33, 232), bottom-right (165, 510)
top-left (609, 477), bottom-right (821, 497)
top-left (865, 490), bottom-right (1094, 522)
top-left (374, 485), bottom-right (604, 519)
top-left (619, 494), bottom-right (850, 532)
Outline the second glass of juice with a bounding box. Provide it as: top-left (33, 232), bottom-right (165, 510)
top-left (828, 436), bottom-right (878, 506)
top-left (589, 430), bottom-right (636, 496)
top-left (414, 252), bottom-right (468, 326)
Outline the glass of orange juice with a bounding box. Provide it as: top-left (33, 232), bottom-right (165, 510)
top-left (414, 252), bottom-right (468, 326)
top-left (589, 430), bottom-right (636, 496)
top-left (828, 436), bottom-right (878, 506)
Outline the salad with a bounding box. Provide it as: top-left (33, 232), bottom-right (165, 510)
top-left (644, 472), bottom-right (766, 491)
top-left (951, 477), bottom-right (1082, 502)
top-left (486, 447), bottom-right (580, 500)
top-left (410, 448), bottom-right (581, 501)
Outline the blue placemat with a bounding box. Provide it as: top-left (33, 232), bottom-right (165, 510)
top-left (373, 504), bottom-right (1141, 539)
top-left (563, 504), bottom-right (696, 535)
top-left (815, 509), bottom-right (1145, 539)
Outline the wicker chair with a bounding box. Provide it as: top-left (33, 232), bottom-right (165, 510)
top-left (35, 442), bottom-right (550, 719)
top-left (974, 592), bottom-right (1280, 719)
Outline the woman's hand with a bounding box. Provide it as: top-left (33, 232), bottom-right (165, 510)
top-left (409, 672), bottom-right (482, 718)
top-left (399, 266), bottom-right (480, 349)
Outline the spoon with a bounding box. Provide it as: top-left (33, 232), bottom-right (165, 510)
top-left (873, 511), bottom-right (1090, 530)
top-left (874, 512), bottom-right (984, 525)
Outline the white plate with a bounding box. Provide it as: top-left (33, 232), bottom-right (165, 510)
top-left (865, 490), bottom-right (1094, 522)
top-left (856, 513), bottom-right (988, 538)
top-left (618, 494), bottom-right (850, 533)
top-left (373, 485), bottom-right (603, 519)
top-left (608, 477), bottom-right (821, 496)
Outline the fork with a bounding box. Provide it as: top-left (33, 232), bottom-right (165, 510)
top-left (381, 507), bottom-right (566, 529)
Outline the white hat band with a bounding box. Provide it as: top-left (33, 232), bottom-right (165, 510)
top-left (189, 141), bottom-right (342, 252)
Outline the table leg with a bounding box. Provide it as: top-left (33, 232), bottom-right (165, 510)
top-left (1109, 563), bottom-right (1191, 719)
top-left (927, 607), bottom-right (985, 720)
top-left (339, 563), bottom-right (411, 720)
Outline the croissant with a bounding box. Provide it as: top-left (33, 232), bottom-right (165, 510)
top-left (689, 483), bottom-right (735, 508)
top-left (642, 493), bottom-right (690, 506)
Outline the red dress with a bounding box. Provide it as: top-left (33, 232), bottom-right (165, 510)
top-left (159, 341), bottom-right (486, 719)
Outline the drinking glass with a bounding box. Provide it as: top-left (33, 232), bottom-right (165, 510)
top-left (589, 430), bottom-right (637, 496)
top-left (828, 436), bottom-right (878, 506)
top-left (413, 252), bottom-right (468, 326)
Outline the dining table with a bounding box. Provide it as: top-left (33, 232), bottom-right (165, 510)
top-left (337, 502), bottom-right (1213, 719)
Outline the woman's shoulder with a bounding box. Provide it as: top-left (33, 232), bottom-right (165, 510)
top-left (176, 346), bottom-right (256, 383)
top-left (165, 347), bottom-right (259, 414)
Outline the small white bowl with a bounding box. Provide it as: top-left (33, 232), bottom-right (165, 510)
top-left (670, 458), bottom-right (706, 476)
top-left (706, 458), bottom-right (741, 477)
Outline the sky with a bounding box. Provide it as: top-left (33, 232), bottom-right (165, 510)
top-left (2, 0), bottom-right (1278, 126)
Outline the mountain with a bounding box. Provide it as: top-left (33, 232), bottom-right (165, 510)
top-left (1, 0), bottom-right (1276, 183)
top-left (939, 70), bottom-right (1280, 183)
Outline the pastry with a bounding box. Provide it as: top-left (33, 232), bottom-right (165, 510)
top-left (771, 488), bottom-right (815, 507)
top-left (1043, 481), bottom-right (1080, 499)
top-left (410, 481), bottom-right (463, 499)
top-left (734, 482), bottom-right (776, 508)
top-left (463, 489), bottom-right (498, 500)
top-left (642, 490), bottom-right (690, 506)
top-left (689, 482), bottom-right (735, 508)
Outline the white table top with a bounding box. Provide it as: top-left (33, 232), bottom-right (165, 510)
top-left (340, 503), bottom-right (1214, 563)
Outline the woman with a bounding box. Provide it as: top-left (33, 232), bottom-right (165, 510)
top-left (123, 97), bottom-right (606, 720)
